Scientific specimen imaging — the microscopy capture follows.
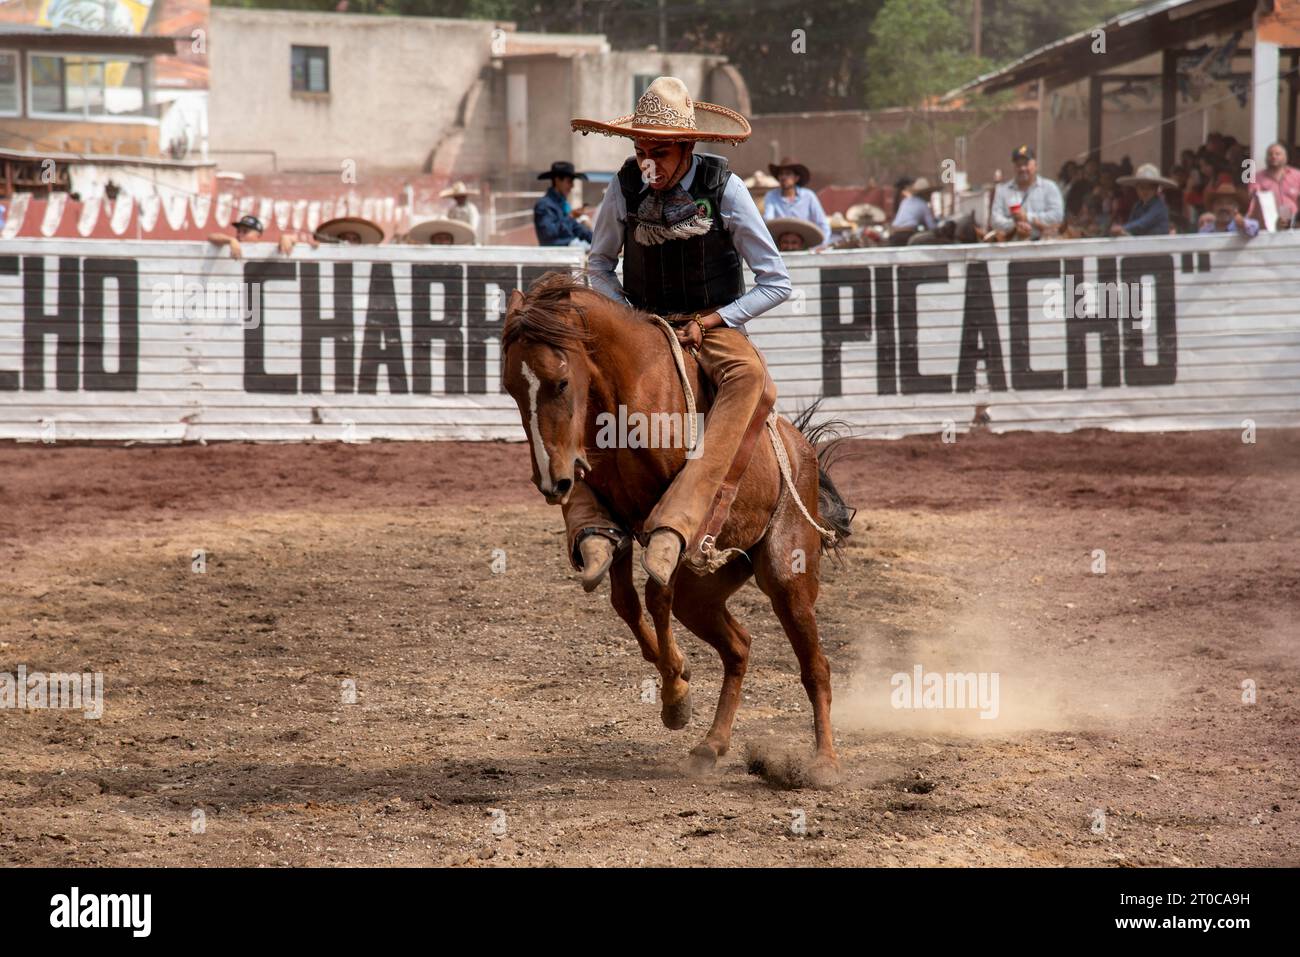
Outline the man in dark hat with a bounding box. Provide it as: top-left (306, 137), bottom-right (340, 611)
top-left (763, 158), bottom-right (830, 250)
top-left (533, 161), bottom-right (593, 247)
top-left (208, 214), bottom-right (306, 259)
top-left (988, 145), bottom-right (1063, 241)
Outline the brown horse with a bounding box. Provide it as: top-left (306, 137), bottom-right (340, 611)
top-left (501, 271), bottom-right (854, 786)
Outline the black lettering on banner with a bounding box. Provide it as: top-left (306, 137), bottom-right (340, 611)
top-left (358, 263), bottom-right (409, 394)
top-left (22, 255), bottom-right (80, 391)
top-left (0, 256), bottom-right (17, 390)
top-left (243, 260), bottom-right (298, 393)
top-left (300, 262), bottom-right (355, 394)
top-left (1008, 259), bottom-right (1064, 391)
top-left (1121, 254), bottom-right (1177, 386)
top-left (1065, 257), bottom-right (1121, 388)
top-left (81, 257), bottom-right (139, 391)
top-left (955, 261), bottom-right (1007, 392)
top-left (412, 264), bottom-right (465, 395)
top-left (897, 263), bottom-right (951, 394)
top-left (873, 266), bottom-right (898, 395)
top-left (818, 267), bottom-right (871, 398)
top-left (466, 265), bottom-right (514, 394)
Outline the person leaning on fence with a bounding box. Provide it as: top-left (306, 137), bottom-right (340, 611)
top-left (763, 158), bottom-right (832, 250)
top-left (208, 214), bottom-right (302, 260)
top-left (533, 161), bottom-right (594, 248)
top-left (1247, 142), bottom-right (1300, 231)
top-left (1199, 182), bottom-right (1260, 237)
top-left (1110, 164), bottom-right (1174, 237)
top-left (986, 145), bottom-right (1063, 242)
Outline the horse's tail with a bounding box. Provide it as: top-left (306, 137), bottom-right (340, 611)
top-left (790, 399), bottom-right (856, 556)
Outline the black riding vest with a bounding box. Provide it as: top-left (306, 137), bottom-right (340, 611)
top-left (618, 153), bottom-right (744, 315)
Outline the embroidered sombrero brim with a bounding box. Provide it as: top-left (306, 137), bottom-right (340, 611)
top-left (767, 216), bottom-right (826, 248)
top-left (406, 218), bottom-right (476, 245)
top-left (571, 101), bottom-right (751, 144)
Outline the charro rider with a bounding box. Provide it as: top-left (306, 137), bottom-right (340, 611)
top-left (564, 75), bottom-right (792, 590)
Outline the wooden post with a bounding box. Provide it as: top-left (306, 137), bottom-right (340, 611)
top-left (1088, 75), bottom-right (1103, 161)
top-left (1162, 49), bottom-right (1177, 173)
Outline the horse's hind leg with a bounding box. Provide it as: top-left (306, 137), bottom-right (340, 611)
top-left (608, 546), bottom-right (659, 665)
top-left (754, 528), bottom-right (841, 788)
top-left (645, 578), bottom-right (692, 730)
top-left (671, 562), bottom-right (753, 774)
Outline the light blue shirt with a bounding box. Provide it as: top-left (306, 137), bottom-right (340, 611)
top-left (892, 194), bottom-right (937, 231)
top-left (587, 153), bottom-right (792, 330)
top-left (989, 176), bottom-right (1064, 238)
top-left (762, 186), bottom-right (831, 248)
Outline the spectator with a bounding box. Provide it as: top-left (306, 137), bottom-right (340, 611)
top-left (1064, 159), bottom-right (1094, 216)
top-left (766, 216), bottom-right (825, 252)
top-left (439, 181), bottom-right (481, 235)
top-left (407, 218), bottom-right (476, 246)
top-left (1247, 142), bottom-right (1300, 230)
top-left (533, 161), bottom-right (593, 247)
top-left (890, 176), bottom-right (938, 245)
top-left (315, 216), bottom-right (385, 245)
top-left (764, 158), bottom-right (831, 250)
top-left (988, 145), bottom-right (1063, 241)
top-left (1199, 182), bottom-right (1259, 237)
top-left (1111, 164), bottom-right (1174, 237)
top-left (208, 214), bottom-right (301, 260)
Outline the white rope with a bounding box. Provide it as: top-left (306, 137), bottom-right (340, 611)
top-left (765, 412), bottom-right (838, 547)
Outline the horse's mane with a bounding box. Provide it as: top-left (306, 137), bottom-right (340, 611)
top-left (502, 271), bottom-right (597, 351)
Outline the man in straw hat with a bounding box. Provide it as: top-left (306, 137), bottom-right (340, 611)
top-left (1198, 182), bottom-right (1260, 237)
top-left (439, 181), bottom-right (481, 234)
top-left (767, 216), bottom-right (826, 252)
top-left (566, 75), bottom-right (792, 589)
top-left (1110, 163), bottom-right (1175, 237)
top-left (764, 158), bottom-right (830, 250)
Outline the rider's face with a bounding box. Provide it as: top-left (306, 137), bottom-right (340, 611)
top-left (633, 140), bottom-right (691, 191)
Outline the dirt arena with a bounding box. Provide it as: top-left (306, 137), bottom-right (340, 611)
top-left (1, 427), bottom-right (1296, 867)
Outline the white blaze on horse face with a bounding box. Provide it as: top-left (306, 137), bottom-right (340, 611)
top-left (520, 359), bottom-right (551, 489)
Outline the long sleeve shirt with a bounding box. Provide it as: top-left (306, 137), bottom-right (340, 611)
top-left (891, 194), bottom-right (937, 231)
top-left (990, 176), bottom-right (1064, 237)
top-left (1247, 165), bottom-right (1300, 226)
top-left (534, 187), bottom-right (592, 246)
top-left (1199, 216), bottom-right (1260, 238)
top-left (1121, 195), bottom-right (1170, 236)
top-left (587, 153), bottom-right (792, 331)
top-left (445, 200), bottom-right (481, 233)
top-left (762, 186), bottom-right (831, 248)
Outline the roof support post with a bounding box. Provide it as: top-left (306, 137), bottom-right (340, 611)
top-left (1161, 48), bottom-right (1177, 173)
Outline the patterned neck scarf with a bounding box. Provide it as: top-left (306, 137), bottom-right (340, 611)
top-left (634, 179), bottom-right (713, 246)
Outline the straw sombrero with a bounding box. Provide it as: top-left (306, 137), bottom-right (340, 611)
top-left (571, 76), bottom-right (750, 144)
top-left (827, 211), bottom-right (855, 232)
top-left (846, 202), bottom-right (886, 225)
top-left (407, 218), bottom-right (476, 245)
top-left (438, 181), bottom-right (479, 199)
top-left (315, 216), bottom-right (385, 245)
top-left (744, 170), bottom-right (779, 190)
top-left (909, 177), bottom-right (938, 196)
top-left (766, 216), bottom-right (825, 249)
top-left (1116, 163), bottom-right (1177, 190)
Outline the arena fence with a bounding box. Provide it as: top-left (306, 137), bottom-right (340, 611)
top-left (1, 233), bottom-right (1297, 441)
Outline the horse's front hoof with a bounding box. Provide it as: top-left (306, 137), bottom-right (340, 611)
top-left (660, 688), bottom-right (692, 730)
top-left (685, 742), bottom-right (718, 777)
top-left (808, 756), bottom-right (842, 790)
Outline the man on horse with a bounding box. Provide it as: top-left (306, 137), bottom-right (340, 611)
top-left (565, 76), bottom-right (792, 590)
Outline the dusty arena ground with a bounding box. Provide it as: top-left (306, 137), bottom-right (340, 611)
top-left (0, 428), bottom-right (1296, 867)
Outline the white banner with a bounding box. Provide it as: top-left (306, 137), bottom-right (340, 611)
top-left (1, 234), bottom-right (1297, 441)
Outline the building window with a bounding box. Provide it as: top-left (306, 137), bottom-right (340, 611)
top-left (633, 74), bottom-right (656, 108)
top-left (291, 46), bottom-right (329, 93)
top-left (28, 53), bottom-right (148, 120)
top-left (0, 51), bottom-right (18, 116)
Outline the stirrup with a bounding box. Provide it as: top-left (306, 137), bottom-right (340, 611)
top-left (686, 533), bottom-right (750, 575)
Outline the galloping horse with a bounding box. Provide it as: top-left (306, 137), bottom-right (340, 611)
top-left (501, 271), bottom-right (854, 786)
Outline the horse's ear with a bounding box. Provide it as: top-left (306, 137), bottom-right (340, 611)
top-left (507, 289), bottom-right (525, 316)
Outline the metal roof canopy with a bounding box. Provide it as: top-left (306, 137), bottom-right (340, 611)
top-left (0, 24), bottom-right (180, 56)
top-left (951, 0), bottom-right (1259, 97)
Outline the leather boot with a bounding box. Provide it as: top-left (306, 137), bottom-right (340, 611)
top-left (642, 529), bottom-right (683, 587)
top-left (578, 535), bottom-right (616, 592)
